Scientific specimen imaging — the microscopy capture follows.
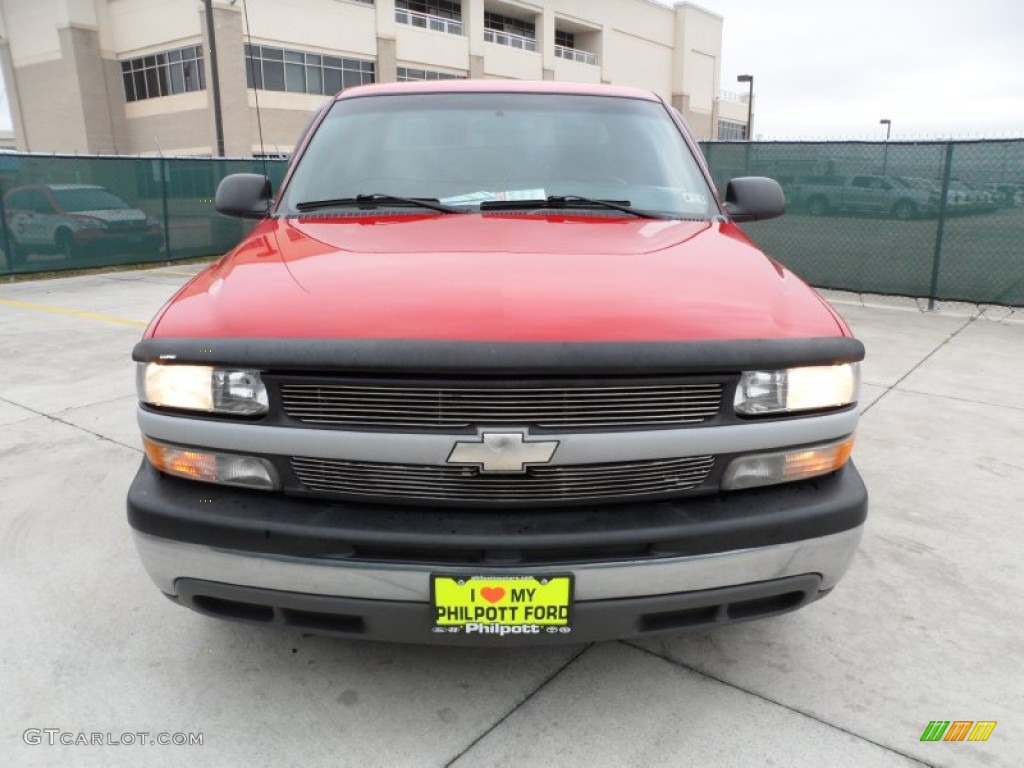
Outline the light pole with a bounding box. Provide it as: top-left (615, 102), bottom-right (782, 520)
top-left (737, 74), bottom-right (754, 139)
top-left (203, 0), bottom-right (225, 156)
top-left (880, 118), bottom-right (891, 175)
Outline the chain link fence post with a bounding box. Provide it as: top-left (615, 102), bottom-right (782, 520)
top-left (160, 156), bottom-right (172, 264)
top-left (927, 142), bottom-right (956, 310)
top-left (0, 176), bottom-right (13, 281)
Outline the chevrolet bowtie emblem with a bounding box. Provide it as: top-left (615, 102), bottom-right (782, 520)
top-left (447, 432), bottom-right (560, 473)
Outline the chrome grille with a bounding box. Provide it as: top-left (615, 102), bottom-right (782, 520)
top-left (278, 381), bottom-right (724, 429)
top-left (291, 455), bottom-right (715, 505)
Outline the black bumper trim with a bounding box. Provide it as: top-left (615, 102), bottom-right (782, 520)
top-left (127, 461), bottom-right (867, 566)
top-left (173, 574), bottom-right (825, 645)
top-left (132, 336), bottom-right (864, 374)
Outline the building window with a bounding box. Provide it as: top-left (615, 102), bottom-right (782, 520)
top-left (717, 120), bottom-right (748, 141)
top-left (485, 11), bottom-right (535, 38)
top-left (398, 0), bottom-right (461, 19)
top-left (555, 30), bottom-right (574, 48)
top-left (484, 11), bottom-right (537, 51)
top-left (554, 29), bottom-right (597, 65)
top-left (245, 44), bottom-right (375, 95)
top-left (121, 45), bottom-right (205, 102)
top-left (397, 67), bottom-right (465, 81)
top-left (395, 0), bottom-right (464, 35)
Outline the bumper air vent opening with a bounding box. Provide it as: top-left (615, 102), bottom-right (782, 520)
top-left (280, 608), bottom-right (365, 635)
top-left (191, 595), bottom-right (274, 623)
top-left (639, 605), bottom-right (721, 632)
top-left (726, 590), bottom-right (806, 620)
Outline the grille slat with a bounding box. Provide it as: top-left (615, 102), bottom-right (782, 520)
top-left (279, 380), bottom-right (725, 429)
top-left (282, 400), bottom-right (723, 410)
top-left (283, 403), bottom-right (722, 412)
top-left (282, 383), bottom-right (723, 393)
top-left (292, 471), bottom-right (713, 490)
top-left (291, 455), bottom-right (715, 505)
top-left (292, 481), bottom-right (711, 498)
top-left (293, 463), bottom-right (712, 481)
top-left (280, 396), bottom-right (724, 405)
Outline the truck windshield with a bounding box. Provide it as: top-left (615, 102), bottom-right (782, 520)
top-left (279, 92), bottom-right (717, 220)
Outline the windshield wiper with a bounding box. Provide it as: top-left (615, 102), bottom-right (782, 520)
top-left (295, 194), bottom-right (464, 214)
top-left (479, 195), bottom-right (664, 219)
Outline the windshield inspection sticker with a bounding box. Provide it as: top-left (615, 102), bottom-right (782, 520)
top-left (679, 191), bottom-right (707, 204)
top-left (440, 189), bottom-right (546, 205)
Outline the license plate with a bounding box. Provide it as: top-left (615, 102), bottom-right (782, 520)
top-left (431, 575), bottom-right (573, 636)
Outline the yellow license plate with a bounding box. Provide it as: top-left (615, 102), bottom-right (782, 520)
top-left (432, 575), bottom-right (573, 632)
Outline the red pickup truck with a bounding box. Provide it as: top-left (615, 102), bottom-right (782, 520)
top-left (128, 81), bottom-right (866, 644)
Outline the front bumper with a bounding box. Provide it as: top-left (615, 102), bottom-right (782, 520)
top-left (128, 461), bottom-right (867, 644)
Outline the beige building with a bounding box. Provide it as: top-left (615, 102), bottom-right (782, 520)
top-left (0, 0), bottom-right (749, 155)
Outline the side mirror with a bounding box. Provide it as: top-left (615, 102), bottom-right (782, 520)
top-left (215, 174), bottom-right (272, 219)
top-left (723, 176), bottom-right (785, 222)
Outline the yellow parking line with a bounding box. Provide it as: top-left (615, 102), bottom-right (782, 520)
top-left (0, 298), bottom-right (148, 327)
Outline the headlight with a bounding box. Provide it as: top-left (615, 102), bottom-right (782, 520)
top-left (143, 437), bottom-right (278, 489)
top-left (722, 436), bottom-right (856, 490)
top-left (734, 363), bottom-right (859, 415)
top-left (137, 363), bottom-right (269, 415)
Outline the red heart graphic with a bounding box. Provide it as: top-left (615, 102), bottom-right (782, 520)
top-left (480, 587), bottom-right (505, 604)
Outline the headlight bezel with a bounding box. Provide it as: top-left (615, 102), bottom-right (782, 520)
top-left (734, 363), bottom-right (860, 417)
top-left (136, 362), bottom-right (269, 416)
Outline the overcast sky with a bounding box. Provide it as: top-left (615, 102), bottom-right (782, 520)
top-left (695, 0), bottom-right (1024, 139)
top-left (2, 0), bottom-right (1023, 139)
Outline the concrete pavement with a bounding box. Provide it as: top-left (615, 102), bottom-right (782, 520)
top-left (1, 268), bottom-right (1021, 767)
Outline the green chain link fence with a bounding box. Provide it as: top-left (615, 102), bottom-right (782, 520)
top-left (2, 141), bottom-right (1023, 306)
top-left (701, 140), bottom-right (1024, 307)
top-left (0, 153), bottom-right (287, 276)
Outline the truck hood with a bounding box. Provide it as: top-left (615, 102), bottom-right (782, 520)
top-left (148, 214), bottom-right (846, 342)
